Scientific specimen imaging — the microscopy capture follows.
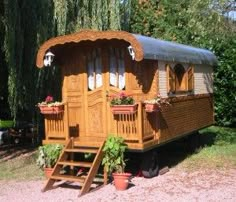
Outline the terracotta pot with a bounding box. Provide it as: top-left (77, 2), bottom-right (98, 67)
top-left (145, 103), bottom-right (159, 112)
top-left (44, 167), bottom-right (54, 178)
top-left (112, 172), bottom-right (132, 191)
top-left (111, 104), bottom-right (137, 114)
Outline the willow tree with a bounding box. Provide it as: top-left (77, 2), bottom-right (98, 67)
top-left (0, 0), bottom-right (9, 118)
top-left (3, 0), bottom-right (55, 121)
top-left (2, 0), bottom-right (131, 122)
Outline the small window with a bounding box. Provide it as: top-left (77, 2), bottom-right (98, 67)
top-left (174, 64), bottom-right (186, 92)
top-left (86, 48), bottom-right (102, 91)
top-left (109, 47), bottom-right (125, 90)
top-left (167, 64), bottom-right (194, 95)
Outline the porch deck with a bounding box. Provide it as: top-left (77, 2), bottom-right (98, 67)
top-left (41, 94), bottom-right (214, 152)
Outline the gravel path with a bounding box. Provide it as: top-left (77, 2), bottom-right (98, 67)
top-left (0, 168), bottom-right (235, 202)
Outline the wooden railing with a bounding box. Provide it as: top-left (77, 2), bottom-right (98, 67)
top-left (44, 104), bottom-right (69, 141)
top-left (113, 102), bottom-right (156, 144)
top-left (43, 102), bottom-right (157, 145)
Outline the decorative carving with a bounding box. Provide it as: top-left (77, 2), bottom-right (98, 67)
top-left (88, 103), bottom-right (103, 133)
top-left (36, 30), bottom-right (143, 68)
top-left (68, 75), bottom-right (80, 90)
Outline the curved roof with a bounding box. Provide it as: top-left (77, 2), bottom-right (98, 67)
top-left (36, 30), bottom-right (217, 68)
top-left (133, 34), bottom-right (217, 66)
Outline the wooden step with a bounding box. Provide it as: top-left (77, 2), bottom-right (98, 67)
top-left (58, 161), bottom-right (93, 167)
top-left (51, 174), bottom-right (85, 183)
top-left (65, 148), bottom-right (98, 153)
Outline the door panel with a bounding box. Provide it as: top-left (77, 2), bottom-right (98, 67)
top-left (87, 88), bottom-right (105, 135)
top-left (84, 46), bottom-right (126, 138)
top-left (85, 48), bottom-right (106, 137)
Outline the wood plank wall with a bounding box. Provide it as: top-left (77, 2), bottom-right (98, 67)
top-left (158, 94), bottom-right (214, 143)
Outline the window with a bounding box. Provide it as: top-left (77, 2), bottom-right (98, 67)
top-left (167, 64), bottom-right (194, 94)
top-left (109, 47), bottom-right (125, 90)
top-left (86, 48), bottom-right (102, 91)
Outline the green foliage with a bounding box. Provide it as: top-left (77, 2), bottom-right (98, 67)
top-left (130, 0), bottom-right (236, 127)
top-left (110, 92), bottom-right (134, 106)
top-left (201, 126), bottom-right (236, 145)
top-left (213, 36), bottom-right (236, 127)
top-left (102, 136), bottom-right (128, 174)
top-left (1, 0), bottom-right (129, 123)
top-left (36, 144), bottom-right (63, 169)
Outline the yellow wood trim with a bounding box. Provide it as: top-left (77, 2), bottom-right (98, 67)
top-left (64, 103), bottom-right (69, 140)
top-left (137, 102), bottom-right (143, 143)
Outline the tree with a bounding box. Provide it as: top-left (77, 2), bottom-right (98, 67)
top-left (130, 0), bottom-right (236, 127)
top-left (1, 0), bottom-right (128, 122)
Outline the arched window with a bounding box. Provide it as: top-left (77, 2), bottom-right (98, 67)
top-left (167, 64), bottom-right (194, 94)
top-left (174, 64), bottom-right (186, 91)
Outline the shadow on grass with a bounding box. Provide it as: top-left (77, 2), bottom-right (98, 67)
top-left (125, 127), bottom-right (228, 175)
top-left (0, 144), bottom-right (37, 162)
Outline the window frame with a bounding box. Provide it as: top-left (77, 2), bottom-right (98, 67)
top-left (166, 64), bottom-right (194, 96)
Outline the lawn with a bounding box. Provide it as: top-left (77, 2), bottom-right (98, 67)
top-left (0, 149), bottom-right (44, 180)
top-left (0, 126), bottom-right (235, 180)
top-left (176, 126), bottom-right (236, 171)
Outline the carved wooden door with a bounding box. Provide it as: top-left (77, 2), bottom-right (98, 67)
top-left (84, 48), bottom-right (106, 137)
top-left (84, 47), bottom-right (126, 138)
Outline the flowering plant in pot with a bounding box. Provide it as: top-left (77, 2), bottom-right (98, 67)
top-left (110, 91), bottom-right (137, 114)
top-left (144, 94), bottom-right (170, 112)
top-left (102, 136), bottom-right (131, 191)
top-left (37, 95), bottom-right (64, 114)
top-left (36, 144), bottom-right (63, 178)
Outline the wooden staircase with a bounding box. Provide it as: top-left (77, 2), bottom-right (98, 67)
top-left (42, 138), bottom-right (105, 196)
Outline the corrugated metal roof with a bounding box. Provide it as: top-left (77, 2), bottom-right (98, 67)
top-left (133, 34), bottom-right (217, 66)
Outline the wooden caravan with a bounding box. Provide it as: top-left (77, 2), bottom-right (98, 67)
top-left (36, 30), bottom-right (216, 193)
top-left (36, 30), bottom-right (216, 150)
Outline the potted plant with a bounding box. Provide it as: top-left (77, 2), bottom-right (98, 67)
top-left (37, 95), bottom-right (64, 114)
top-left (110, 91), bottom-right (137, 114)
top-left (102, 135), bottom-right (131, 191)
top-left (36, 144), bottom-right (63, 178)
top-left (144, 94), bottom-right (170, 112)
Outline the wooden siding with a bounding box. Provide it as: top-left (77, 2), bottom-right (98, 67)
top-left (159, 61), bottom-right (213, 97)
top-left (194, 64), bottom-right (213, 94)
top-left (159, 94), bottom-right (214, 143)
top-left (158, 61), bottom-right (168, 97)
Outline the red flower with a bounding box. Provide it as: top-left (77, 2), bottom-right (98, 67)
top-left (45, 95), bottom-right (53, 103)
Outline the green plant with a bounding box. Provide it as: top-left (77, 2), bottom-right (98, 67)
top-left (102, 136), bottom-right (128, 174)
top-left (110, 91), bottom-right (134, 106)
top-left (36, 144), bottom-right (63, 169)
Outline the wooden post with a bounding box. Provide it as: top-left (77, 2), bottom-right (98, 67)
top-left (64, 103), bottom-right (69, 140)
top-left (44, 118), bottom-right (48, 141)
top-left (137, 102), bottom-right (143, 143)
top-left (103, 166), bottom-right (108, 185)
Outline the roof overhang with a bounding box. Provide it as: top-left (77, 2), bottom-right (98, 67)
top-left (36, 30), bottom-right (143, 68)
top-left (36, 30), bottom-right (217, 68)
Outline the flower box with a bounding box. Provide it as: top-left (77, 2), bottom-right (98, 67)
top-left (37, 96), bottom-right (64, 114)
top-left (111, 104), bottom-right (138, 114)
top-left (39, 105), bottom-right (64, 114)
top-left (145, 103), bottom-right (159, 113)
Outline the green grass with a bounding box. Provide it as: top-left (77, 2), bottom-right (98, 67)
top-left (0, 126), bottom-right (235, 180)
top-left (177, 126), bottom-right (236, 171)
top-left (0, 151), bottom-right (44, 180)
